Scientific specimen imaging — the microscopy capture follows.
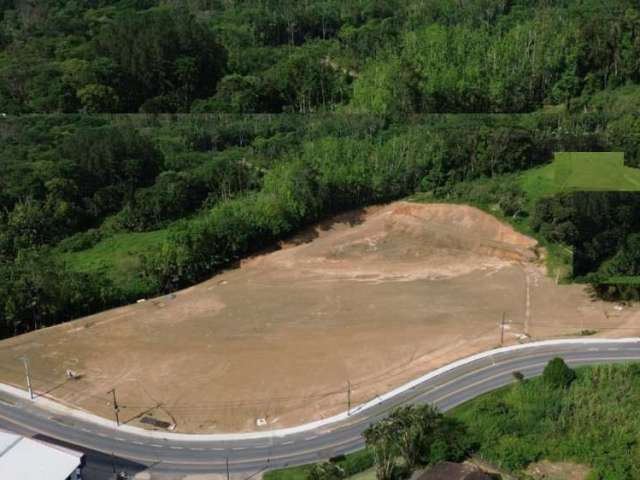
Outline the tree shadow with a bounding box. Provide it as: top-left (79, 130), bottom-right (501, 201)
top-left (286, 207), bottom-right (368, 247)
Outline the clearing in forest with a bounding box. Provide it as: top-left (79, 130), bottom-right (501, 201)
top-left (520, 151), bottom-right (640, 203)
top-left (0, 202), bottom-right (637, 433)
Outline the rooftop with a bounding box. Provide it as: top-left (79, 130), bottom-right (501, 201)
top-left (0, 430), bottom-right (83, 480)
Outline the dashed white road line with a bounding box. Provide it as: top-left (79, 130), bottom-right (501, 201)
top-left (151, 444), bottom-right (164, 448)
top-left (170, 446), bottom-right (184, 450)
top-left (282, 441), bottom-right (294, 445)
top-left (133, 441), bottom-right (144, 446)
top-left (304, 436), bottom-right (318, 441)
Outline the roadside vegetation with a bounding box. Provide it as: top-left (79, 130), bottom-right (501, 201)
top-left (268, 359), bottom-right (640, 480)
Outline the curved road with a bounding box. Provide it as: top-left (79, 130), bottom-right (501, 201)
top-left (0, 340), bottom-right (639, 478)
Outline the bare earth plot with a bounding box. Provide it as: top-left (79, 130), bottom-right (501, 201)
top-left (0, 202), bottom-right (638, 433)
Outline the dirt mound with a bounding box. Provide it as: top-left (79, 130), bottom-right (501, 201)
top-left (253, 202), bottom-right (539, 282)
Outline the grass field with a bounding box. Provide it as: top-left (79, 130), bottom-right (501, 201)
top-left (59, 229), bottom-right (169, 297)
top-left (520, 152), bottom-right (640, 205)
top-left (600, 276), bottom-right (640, 285)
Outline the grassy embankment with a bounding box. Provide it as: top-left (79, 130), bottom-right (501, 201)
top-left (59, 229), bottom-right (169, 299)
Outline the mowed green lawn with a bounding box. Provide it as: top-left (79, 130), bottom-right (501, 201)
top-left (59, 229), bottom-right (169, 297)
top-left (520, 151), bottom-right (640, 204)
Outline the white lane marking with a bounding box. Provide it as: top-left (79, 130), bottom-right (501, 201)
top-left (232, 447), bottom-right (246, 451)
top-left (210, 447), bottom-right (224, 451)
top-left (190, 447), bottom-right (205, 451)
top-left (115, 437), bottom-right (126, 442)
top-left (97, 432), bottom-right (108, 438)
top-left (81, 428), bottom-right (91, 433)
top-left (282, 441), bottom-right (294, 445)
top-left (170, 446), bottom-right (184, 450)
top-left (253, 444), bottom-right (269, 449)
top-left (151, 444), bottom-right (164, 448)
top-left (133, 441), bottom-right (144, 446)
top-left (304, 436), bottom-right (318, 441)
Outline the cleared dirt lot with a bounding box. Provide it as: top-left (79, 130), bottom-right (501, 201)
top-left (0, 202), bottom-right (637, 433)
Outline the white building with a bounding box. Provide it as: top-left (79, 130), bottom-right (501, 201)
top-left (0, 429), bottom-right (84, 480)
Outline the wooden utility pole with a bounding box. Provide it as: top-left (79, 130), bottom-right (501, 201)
top-left (108, 388), bottom-right (120, 426)
top-left (226, 456), bottom-right (230, 480)
top-left (347, 381), bottom-right (351, 416)
top-left (20, 356), bottom-right (33, 400)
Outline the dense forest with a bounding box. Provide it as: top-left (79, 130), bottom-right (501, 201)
top-left (2, 0), bottom-right (640, 114)
top-left (3, 0), bottom-right (640, 338)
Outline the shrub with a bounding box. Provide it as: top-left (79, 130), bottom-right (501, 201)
top-left (493, 435), bottom-right (541, 470)
top-left (543, 358), bottom-right (577, 389)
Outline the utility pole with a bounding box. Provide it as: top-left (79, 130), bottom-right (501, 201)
top-left (20, 356), bottom-right (33, 400)
top-left (108, 388), bottom-right (120, 427)
top-left (500, 312), bottom-right (505, 346)
top-left (347, 381), bottom-right (351, 416)
top-left (226, 456), bottom-right (230, 480)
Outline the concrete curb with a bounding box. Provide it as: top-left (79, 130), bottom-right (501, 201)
top-left (1, 337), bottom-right (638, 441)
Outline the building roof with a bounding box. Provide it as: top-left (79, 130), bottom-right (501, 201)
top-left (414, 462), bottom-right (494, 480)
top-left (0, 430), bottom-right (83, 480)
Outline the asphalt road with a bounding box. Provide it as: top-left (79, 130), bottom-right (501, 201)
top-left (0, 340), bottom-right (639, 479)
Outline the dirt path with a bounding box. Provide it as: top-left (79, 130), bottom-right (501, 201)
top-left (0, 202), bottom-right (637, 433)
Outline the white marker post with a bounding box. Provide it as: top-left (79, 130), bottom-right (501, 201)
top-left (20, 356), bottom-right (33, 400)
